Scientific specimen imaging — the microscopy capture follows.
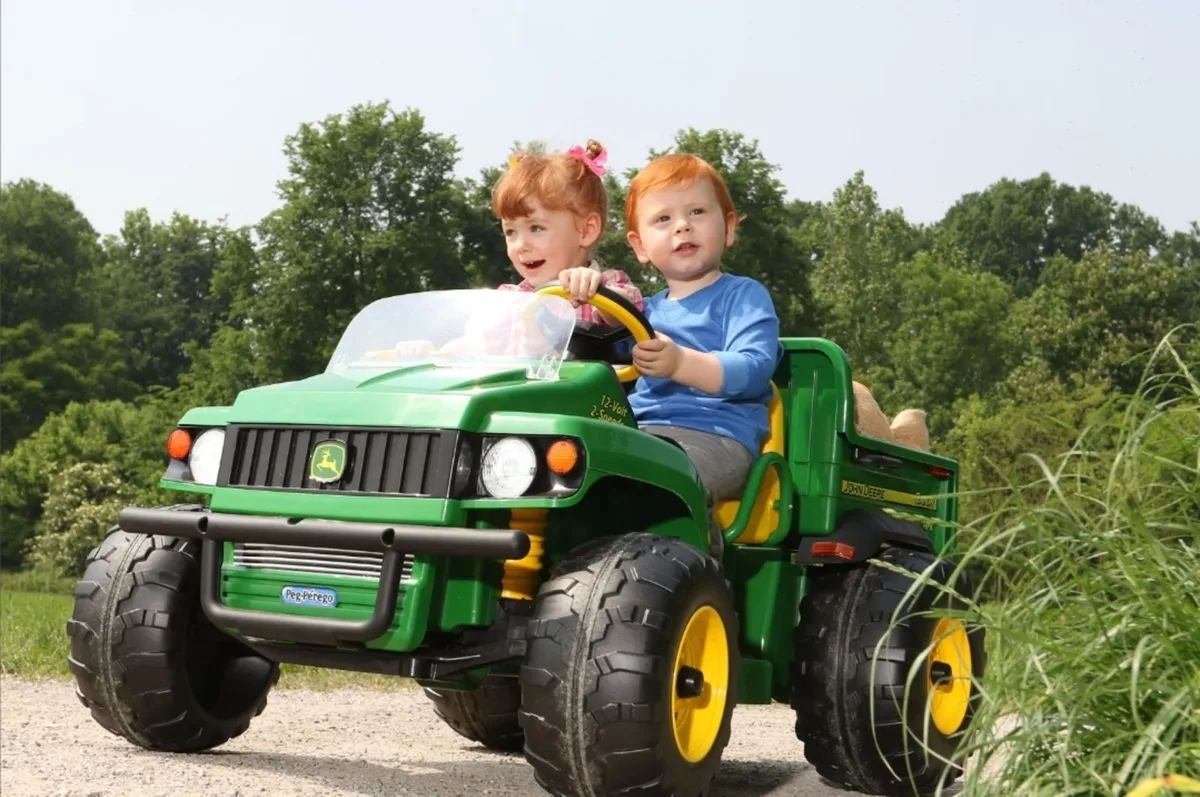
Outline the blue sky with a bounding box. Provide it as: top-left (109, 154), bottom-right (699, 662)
top-left (2, 0), bottom-right (1197, 237)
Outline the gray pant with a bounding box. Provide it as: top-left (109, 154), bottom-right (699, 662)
top-left (643, 425), bottom-right (755, 560)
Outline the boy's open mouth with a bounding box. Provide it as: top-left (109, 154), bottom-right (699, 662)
top-left (674, 243), bottom-right (698, 255)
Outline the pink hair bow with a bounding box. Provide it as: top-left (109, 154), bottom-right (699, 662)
top-left (566, 144), bottom-right (607, 177)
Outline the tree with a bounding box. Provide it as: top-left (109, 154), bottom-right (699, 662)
top-left (455, 166), bottom-right (511, 288)
top-left (0, 179), bottom-right (103, 329)
top-left (252, 102), bottom-right (465, 379)
top-left (173, 325), bottom-right (276, 408)
top-left (0, 322), bottom-right (137, 451)
top-left (808, 172), bottom-right (924, 382)
top-left (937, 173), bottom-right (1168, 296)
top-left (95, 210), bottom-right (236, 390)
top-left (1011, 248), bottom-right (1198, 394)
top-left (886, 247), bottom-right (1017, 436)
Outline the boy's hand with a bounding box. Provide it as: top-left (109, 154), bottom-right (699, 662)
top-left (559, 268), bottom-right (603, 305)
top-left (632, 333), bottom-right (683, 378)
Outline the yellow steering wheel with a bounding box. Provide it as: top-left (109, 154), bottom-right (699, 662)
top-left (535, 282), bottom-right (655, 383)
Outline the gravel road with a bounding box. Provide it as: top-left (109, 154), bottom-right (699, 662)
top-left (0, 675), bottom-right (894, 797)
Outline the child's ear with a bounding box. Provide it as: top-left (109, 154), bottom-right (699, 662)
top-left (724, 212), bottom-right (738, 248)
top-left (578, 212), bottom-right (602, 248)
top-left (626, 229), bottom-right (652, 264)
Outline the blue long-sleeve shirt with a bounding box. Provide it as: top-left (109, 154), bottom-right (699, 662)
top-left (627, 273), bottom-right (782, 455)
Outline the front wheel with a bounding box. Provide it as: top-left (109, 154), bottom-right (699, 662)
top-left (792, 546), bottom-right (986, 796)
top-left (66, 514), bottom-right (279, 752)
top-left (519, 534), bottom-right (739, 797)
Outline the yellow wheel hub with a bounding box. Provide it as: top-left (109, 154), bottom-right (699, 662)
top-left (670, 605), bottom-right (730, 763)
top-left (928, 618), bottom-right (973, 736)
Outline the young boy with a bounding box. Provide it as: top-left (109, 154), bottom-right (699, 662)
top-left (624, 153), bottom-right (782, 558)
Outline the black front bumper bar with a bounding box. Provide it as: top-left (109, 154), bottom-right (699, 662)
top-left (118, 507), bottom-right (530, 646)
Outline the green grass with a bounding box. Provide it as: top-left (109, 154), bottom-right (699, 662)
top-left (0, 571), bottom-right (414, 691)
top-left (1, 588), bottom-right (73, 678)
top-left (950, 333), bottom-right (1200, 796)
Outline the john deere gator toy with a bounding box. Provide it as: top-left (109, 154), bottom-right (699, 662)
top-left (66, 285), bottom-right (986, 796)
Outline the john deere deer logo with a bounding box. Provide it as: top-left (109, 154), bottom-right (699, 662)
top-left (309, 440), bottom-right (347, 483)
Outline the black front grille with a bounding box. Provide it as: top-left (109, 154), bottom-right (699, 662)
top-left (217, 426), bottom-right (456, 498)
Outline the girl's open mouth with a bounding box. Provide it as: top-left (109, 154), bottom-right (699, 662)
top-left (522, 260), bottom-right (545, 270)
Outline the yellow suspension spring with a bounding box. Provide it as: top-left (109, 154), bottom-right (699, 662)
top-left (501, 508), bottom-right (547, 600)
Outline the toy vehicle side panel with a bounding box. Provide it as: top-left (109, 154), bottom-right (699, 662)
top-left (727, 340), bottom-right (962, 702)
top-left (775, 337), bottom-right (959, 555)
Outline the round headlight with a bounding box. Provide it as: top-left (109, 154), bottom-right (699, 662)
top-left (479, 437), bottom-right (537, 498)
top-left (188, 428), bottom-right (226, 486)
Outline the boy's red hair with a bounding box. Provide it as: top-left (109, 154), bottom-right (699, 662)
top-left (492, 140), bottom-right (608, 235)
top-left (625, 153), bottom-right (738, 233)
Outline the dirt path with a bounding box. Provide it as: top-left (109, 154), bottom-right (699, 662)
top-left (0, 675), bottom-right (885, 797)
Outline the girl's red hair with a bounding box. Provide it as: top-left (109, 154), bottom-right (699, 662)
top-left (492, 140), bottom-right (608, 235)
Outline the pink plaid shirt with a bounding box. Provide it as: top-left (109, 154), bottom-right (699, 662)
top-left (495, 267), bottom-right (645, 323)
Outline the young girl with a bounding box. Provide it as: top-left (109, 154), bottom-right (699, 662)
top-left (491, 139), bottom-right (643, 321)
top-left (391, 140), bottom-right (642, 359)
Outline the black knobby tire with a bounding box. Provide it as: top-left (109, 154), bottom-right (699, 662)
top-left (519, 533), bottom-right (739, 797)
top-left (66, 508), bottom-right (279, 752)
top-left (792, 546), bottom-right (987, 796)
top-left (423, 673), bottom-right (524, 752)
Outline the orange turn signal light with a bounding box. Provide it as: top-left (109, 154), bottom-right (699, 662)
top-left (546, 440), bottom-right (579, 475)
top-left (166, 428), bottom-right (192, 460)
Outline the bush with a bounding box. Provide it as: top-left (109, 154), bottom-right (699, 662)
top-left (26, 462), bottom-right (136, 576)
top-left (0, 397), bottom-right (185, 566)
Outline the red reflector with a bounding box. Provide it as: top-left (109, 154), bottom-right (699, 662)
top-left (811, 541), bottom-right (856, 560)
top-left (928, 466), bottom-right (952, 479)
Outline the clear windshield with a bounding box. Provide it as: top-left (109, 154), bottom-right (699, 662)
top-left (325, 290), bottom-right (577, 381)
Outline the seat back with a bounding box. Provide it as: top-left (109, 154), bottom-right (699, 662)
top-left (713, 382), bottom-right (785, 545)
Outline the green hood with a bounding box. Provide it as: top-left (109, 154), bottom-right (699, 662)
top-left (203, 361), bottom-right (622, 430)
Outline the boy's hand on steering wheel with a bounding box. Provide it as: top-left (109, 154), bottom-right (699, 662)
top-left (559, 268), bottom-right (603, 305)
top-left (632, 332), bottom-right (683, 378)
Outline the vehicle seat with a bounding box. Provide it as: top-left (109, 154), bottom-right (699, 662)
top-left (714, 382), bottom-right (785, 545)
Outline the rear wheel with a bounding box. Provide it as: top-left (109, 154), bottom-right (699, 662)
top-left (519, 533), bottom-right (739, 796)
top-left (66, 509), bottom-right (279, 752)
top-left (423, 672), bottom-right (524, 752)
top-left (792, 546), bottom-right (986, 796)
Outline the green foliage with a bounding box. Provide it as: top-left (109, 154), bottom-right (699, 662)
top-left (0, 322), bottom-right (137, 450)
top-left (175, 325), bottom-right (276, 408)
top-left (1014, 249), bottom-right (1199, 394)
top-left (958, 333), bottom-right (1200, 795)
top-left (95, 209), bottom-right (238, 390)
top-left (944, 361), bottom-right (1116, 527)
top-left (937, 172), bottom-right (1168, 296)
top-left (0, 178), bottom-right (103, 329)
top-left (0, 399), bottom-right (182, 567)
top-left (887, 246), bottom-right (1016, 435)
top-left (26, 462), bottom-right (135, 576)
top-left (809, 172), bottom-right (926, 382)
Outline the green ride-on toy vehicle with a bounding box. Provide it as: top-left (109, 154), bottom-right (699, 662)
top-left (66, 285), bottom-right (986, 796)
